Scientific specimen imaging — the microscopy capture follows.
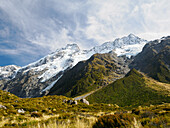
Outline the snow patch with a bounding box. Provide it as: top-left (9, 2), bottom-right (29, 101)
top-left (42, 75), bottom-right (63, 92)
top-left (115, 41), bottom-right (147, 57)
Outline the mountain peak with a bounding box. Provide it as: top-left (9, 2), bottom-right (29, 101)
top-left (65, 43), bottom-right (80, 50)
top-left (53, 43), bottom-right (80, 53)
top-left (125, 68), bottom-right (143, 77)
top-left (127, 33), bottom-right (137, 38)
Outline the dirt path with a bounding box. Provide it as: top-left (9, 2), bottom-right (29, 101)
top-left (74, 88), bottom-right (101, 100)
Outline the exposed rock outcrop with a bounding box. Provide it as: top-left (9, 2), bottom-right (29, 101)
top-left (0, 104), bottom-right (7, 109)
top-left (80, 99), bottom-right (89, 105)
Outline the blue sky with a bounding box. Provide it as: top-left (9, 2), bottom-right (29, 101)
top-left (0, 0), bottom-right (170, 66)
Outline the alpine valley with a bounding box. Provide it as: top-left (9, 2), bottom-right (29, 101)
top-left (0, 34), bottom-right (170, 128)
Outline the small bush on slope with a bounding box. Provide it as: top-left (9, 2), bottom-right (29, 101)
top-left (93, 113), bottom-right (134, 128)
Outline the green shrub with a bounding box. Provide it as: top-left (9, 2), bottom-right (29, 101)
top-left (4, 123), bottom-right (18, 127)
top-left (31, 112), bottom-right (43, 118)
top-left (132, 108), bottom-right (140, 115)
top-left (93, 114), bottom-right (134, 128)
top-left (140, 111), bottom-right (155, 118)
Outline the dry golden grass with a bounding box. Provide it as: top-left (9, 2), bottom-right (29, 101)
top-left (0, 114), bottom-right (60, 127)
top-left (28, 116), bottom-right (97, 128)
top-left (137, 71), bottom-right (170, 95)
top-left (144, 75), bottom-right (170, 96)
top-left (0, 117), bottom-right (9, 127)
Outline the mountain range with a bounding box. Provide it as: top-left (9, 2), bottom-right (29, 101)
top-left (0, 34), bottom-right (169, 100)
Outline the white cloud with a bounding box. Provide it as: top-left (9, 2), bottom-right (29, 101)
top-left (0, 49), bottom-right (19, 55)
top-left (0, 27), bottom-right (10, 38)
top-left (30, 28), bottom-right (72, 51)
top-left (85, 0), bottom-right (131, 43)
top-left (0, 0), bottom-right (170, 65)
top-left (0, 0), bottom-right (92, 49)
top-left (85, 0), bottom-right (170, 43)
top-left (1, 0), bottom-right (170, 45)
top-left (136, 32), bottom-right (170, 41)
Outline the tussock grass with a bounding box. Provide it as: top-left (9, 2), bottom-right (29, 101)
top-left (29, 117), bottom-right (96, 128)
top-left (144, 75), bottom-right (170, 96)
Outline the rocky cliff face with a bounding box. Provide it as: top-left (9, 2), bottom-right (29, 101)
top-left (130, 36), bottom-right (170, 83)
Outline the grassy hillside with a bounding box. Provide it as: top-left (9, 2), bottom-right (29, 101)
top-left (87, 69), bottom-right (170, 107)
top-left (0, 89), bottom-right (169, 127)
top-left (0, 90), bottom-right (119, 127)
top-left (49, 53), bottom-right (129, 97)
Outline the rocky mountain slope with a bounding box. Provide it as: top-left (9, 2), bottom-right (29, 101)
top-left (130, 36), bottom-right (170, 83)
top-left (87, 69), bottom-right (170, 107)
top-left (49, 52), bottom-right (131, 97)
top-left (0, 65), bottom-right (20, 90)
top-left (0, 65), bottom-right (20, 80)
top-left (0, 34), bottom-right (147, 98)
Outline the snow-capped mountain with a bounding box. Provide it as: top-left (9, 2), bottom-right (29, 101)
top-left (0, 34), bottom-right (148, 98)
top-left (92, 33), bottom-right (147, 57)
top-left (16, 34), bottom-right (147, 82)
